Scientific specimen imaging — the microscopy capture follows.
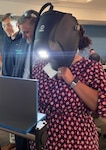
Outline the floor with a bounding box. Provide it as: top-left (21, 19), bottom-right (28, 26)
top-left (0, 130), bottom-right (16, 150)
top-left (0, 130), bottom-right (9, 147)
top-left (99, 136), bottom-right (106, 150)
top-left (0, 118), bottom-right (106, 150)
top-left (0, 131), bottom-right (106, 150)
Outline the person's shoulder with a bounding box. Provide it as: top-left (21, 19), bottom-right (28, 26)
top-left (20, 38), bottom-right (28, 47)
top-left (81, 57), bottom-right (101, 69)
top-left (17, 38), bottom-right (28, 53)
top-left (20, 37), bottom-right (27, 43)
top-left (2, 35), bottom-right (11, 45)
top-left (3, 34), bottom-right (10, 41)
top-left (89, 53), bottom-right (100, 62)
top-left (15, 31), bottom-right (22, 39)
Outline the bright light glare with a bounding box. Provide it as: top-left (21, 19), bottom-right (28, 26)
top-left (38, 50), bottom-right (49, 59)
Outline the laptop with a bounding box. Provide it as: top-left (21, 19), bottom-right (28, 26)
top-left (0, 76), bottom-right (46, 134)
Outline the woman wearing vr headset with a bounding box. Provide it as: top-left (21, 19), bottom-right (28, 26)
top-left (29, 15), bottom-right (106, 150)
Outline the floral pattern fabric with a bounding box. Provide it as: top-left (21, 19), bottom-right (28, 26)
top-left (29, 58), bottom-right (106, 150)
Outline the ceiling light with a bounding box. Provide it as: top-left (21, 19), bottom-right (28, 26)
top-left (71, 0), bottom-right (92, 2)
top-left (58, 0), bottom-right (93, 3)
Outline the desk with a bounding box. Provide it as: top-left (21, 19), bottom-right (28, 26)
top-left (0, 113), bottom-right (47, 150)
top-left (0, 127), bottom-right (35, 140)
top-left (0, 120), bottom-right (47, 150)
top-left (0, 120), bottom-right (47, 141)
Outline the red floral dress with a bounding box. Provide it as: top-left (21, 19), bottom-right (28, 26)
top-left (29, 58), bottom-right (106, 150)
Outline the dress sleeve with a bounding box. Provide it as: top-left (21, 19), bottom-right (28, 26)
top-left (94, 64), bottom-right (106, 117)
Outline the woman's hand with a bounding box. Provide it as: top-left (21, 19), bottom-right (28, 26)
top-left (57, 67), bottom-right (74, 85)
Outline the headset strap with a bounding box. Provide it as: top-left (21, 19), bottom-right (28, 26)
top-left (30, 3), bottom-right (54, 79)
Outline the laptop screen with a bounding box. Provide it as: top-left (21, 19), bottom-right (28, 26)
top-left (0, 76), bottom-right (39, 134)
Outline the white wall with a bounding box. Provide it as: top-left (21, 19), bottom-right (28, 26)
top-left (0, 0), bottom-right (106, 25)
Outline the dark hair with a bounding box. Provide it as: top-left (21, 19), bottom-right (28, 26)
top-left (79, 25), bottom-right (92, 50)
top-left (89, 53), bottom-right (100, 62)
top-left (18, 9), bottom-right (38, 26)
top-left (1, 13), bottom-right (17, 22)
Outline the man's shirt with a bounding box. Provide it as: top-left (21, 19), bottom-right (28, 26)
top-left (2, 32), bottom-right (23, 76)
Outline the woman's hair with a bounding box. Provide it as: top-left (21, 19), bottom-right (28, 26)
top-left (78, 25), bottom-right (92, 50)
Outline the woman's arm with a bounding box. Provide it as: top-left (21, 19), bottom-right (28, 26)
top-left (73, 81), bottom-right (98, 111)
top-left (58, 67), bottom-right (98, 111)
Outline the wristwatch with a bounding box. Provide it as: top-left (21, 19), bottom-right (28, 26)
top-left (70, 78), bottom-right (79, 89)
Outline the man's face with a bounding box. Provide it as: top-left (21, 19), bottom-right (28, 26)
top-left (90, 49), bottom-right (95, 55)
top-left (19, 22), bottom-right (34, 44)
top-left (2, 18), bottom-right (18, 37)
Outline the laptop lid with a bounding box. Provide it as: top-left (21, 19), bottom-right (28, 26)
top-left (0, 76), bottom-right (39, 134)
